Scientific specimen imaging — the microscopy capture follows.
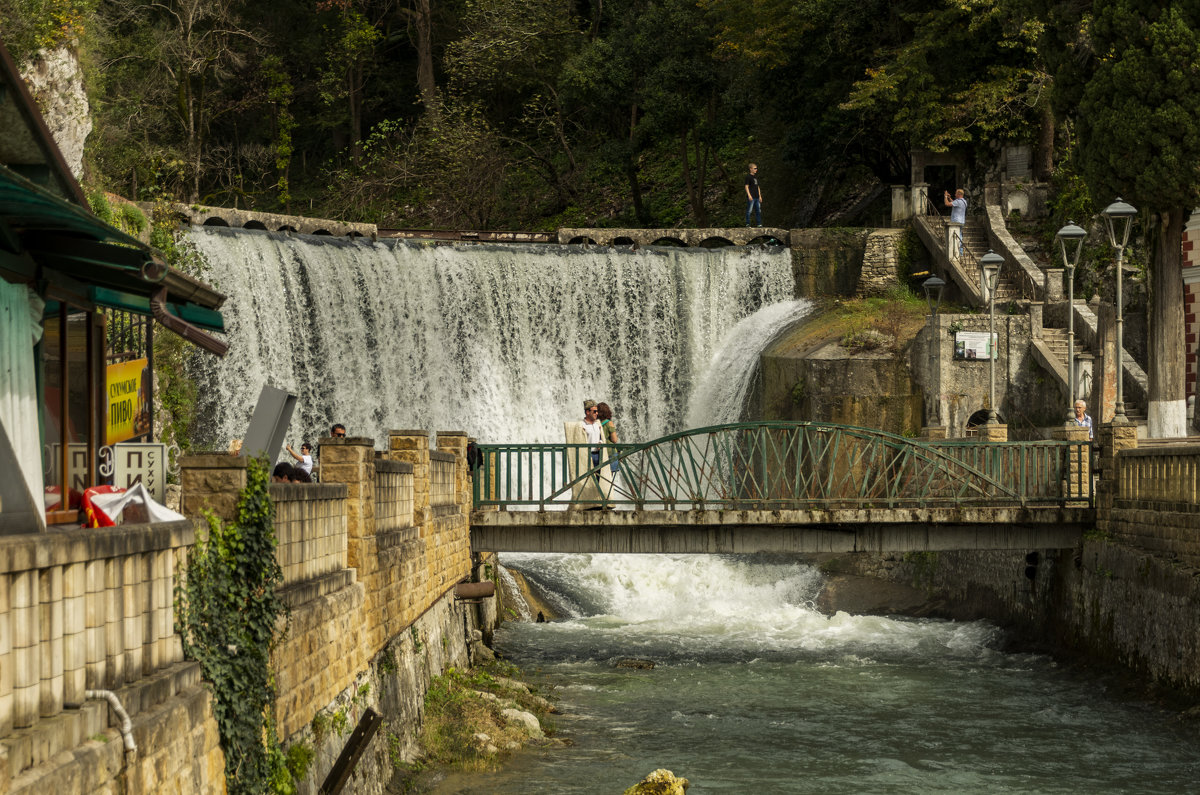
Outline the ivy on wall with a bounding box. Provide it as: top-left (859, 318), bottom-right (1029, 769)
top-left (175, 458), bottom-right (295, 793)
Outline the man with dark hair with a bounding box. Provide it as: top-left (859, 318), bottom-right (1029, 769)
top-left (330, 424), bottom-right (346, 438)
top-left (272, 462), bottom-right (294, 482)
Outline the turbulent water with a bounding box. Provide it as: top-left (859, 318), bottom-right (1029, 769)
top-left (188, 228), bottom-right (797, 448)
top-left (432, 554), bottom-right (1200, 794)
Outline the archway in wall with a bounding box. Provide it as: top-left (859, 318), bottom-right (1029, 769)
top-left (312, 229), bottom-right (332, 236)
top-left (278, 225), bottom-right (298, 233)
top-left (612, 236), bottom-right (636, 247)
top-left (243, 220), bottom-right (268, 230)
top-left (567, 236), bottom-right (597, 245)
top-left (650, 237), bottom-right (686, 247)
top-left (699, 237), bottom-right (733, 248)
top-left (202, 217), bottom-right (229, 227)
top-left (964, 409), bottom-right (1004, 436)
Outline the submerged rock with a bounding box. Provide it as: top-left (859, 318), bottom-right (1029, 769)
top-left (614, 658), bottom-right (656, 669)
top-left (623, 768), bottom-right (690, 794)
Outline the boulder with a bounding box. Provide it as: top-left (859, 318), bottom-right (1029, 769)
top-left (623, 769), bottom-right (689, 794)
top-left (500, 708), bottom-right (544, 739)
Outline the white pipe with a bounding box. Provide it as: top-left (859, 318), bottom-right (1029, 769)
top-left (86, 689), bottom-right (137, 756)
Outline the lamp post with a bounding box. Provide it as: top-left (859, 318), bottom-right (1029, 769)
top-left (1056, 221), bottom-right (1087, 422)
top-left (922, 276), bottom-right (946, 425)
top-left (1101, 198), bottom-right (1137, 422)
top-left (980, 250), bottom-right (1004, 425)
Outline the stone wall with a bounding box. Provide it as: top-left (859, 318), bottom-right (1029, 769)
top-left (0, 522), bottom-right (224, 793)
top-left (857, 228), bottom-right (906, 298)
top-left (829, 439), bottom-right (1200, 700)
top-left (3, 428), bottom-right (485, 794)
top-left (789, 229), bottom-right (869, 298)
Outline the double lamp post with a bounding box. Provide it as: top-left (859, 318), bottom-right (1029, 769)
top-left (923, 196), bottom-right (1135, 433)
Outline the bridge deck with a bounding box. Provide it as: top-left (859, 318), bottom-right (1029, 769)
top-left (470, 506), bottom-right (1093, 554)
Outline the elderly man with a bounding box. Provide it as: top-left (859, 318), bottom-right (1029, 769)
top-left (1071, 400), bottom-right (1094, 440)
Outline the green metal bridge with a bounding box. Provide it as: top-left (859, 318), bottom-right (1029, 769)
top-left (470, 422), bottom-right (1094, 554)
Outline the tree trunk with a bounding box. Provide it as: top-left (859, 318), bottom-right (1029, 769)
top-left (626, 157), bottom-right (647, 225)
top-left (413, 0), bottom-right (437, 112)
top-left (1035, 100), bottom-right (1054, 181)
top-left (1147, 207), bottom-right (1188, 437)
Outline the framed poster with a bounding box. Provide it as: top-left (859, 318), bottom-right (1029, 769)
top-left (954, 331), bottom-right (998, 360)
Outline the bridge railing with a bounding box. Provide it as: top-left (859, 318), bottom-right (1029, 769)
top-left (472, 422), bottom-right (1093, 510)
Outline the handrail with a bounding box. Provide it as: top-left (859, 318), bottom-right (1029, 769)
top-left (472, 422), bottom-right (1092, 510)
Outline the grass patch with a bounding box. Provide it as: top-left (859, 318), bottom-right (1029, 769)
top-left (395, 661), bottom-right (554, 788)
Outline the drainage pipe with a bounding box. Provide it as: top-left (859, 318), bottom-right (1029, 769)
top-left (85, 689), bottom-right (137, 757)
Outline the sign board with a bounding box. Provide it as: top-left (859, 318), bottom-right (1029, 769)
top-left (954, 331), bottom-right (998, 360)
top-left (106, 358), bottom-right (150, 444)
top-left (107, 444), bottom-right (167, 503)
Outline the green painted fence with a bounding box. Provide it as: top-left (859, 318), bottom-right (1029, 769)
top-left (472, 422), bottom-right (1092, 510)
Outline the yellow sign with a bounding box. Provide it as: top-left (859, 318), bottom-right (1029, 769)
top-left (106, 358), bottom-right (149, 444)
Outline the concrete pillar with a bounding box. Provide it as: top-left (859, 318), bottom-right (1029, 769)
top-left (436, 431), bottom-right (469, 511)
top-left (11, 568), bottom-right (39, 729)
top-left (179, 454), bottom-right (249, 523)
top-left (1053, 425), bottom-right (1091, 500)
top-left (390, 431), bottom-right (431, 532)
top-left (1043, 268), bottom-right (1064, 303)
top-left (38, 566), bottom-right (63, 717)
top-left (84, 559), bottom-right (105, 689)
top-left (891, 185), bottom-right (912, 225)
top-left (978, 424), bottom-right (1008, 442)
top-left (1095, 302), bottom-right (1119, 424)
top-left (1075, 353), bottom-right (1095, 404)
top-left (912, 183), bottom-right (929, 216)
top-left (0, 572), bottom-right (10, 737)
top-left (920, 426), bottom-right (948, 441)
top-left (1028, 302), bottom-right (1043, 338)
top-left (318, 436), bottom-right (374, 572)
top-left (62, 561), bottom-right (86, 705)
top-left (1096, 420), bottom-right (1138, 515)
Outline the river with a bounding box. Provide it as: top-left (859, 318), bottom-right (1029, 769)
top-left (430, 553), bottom-right (1199, 794)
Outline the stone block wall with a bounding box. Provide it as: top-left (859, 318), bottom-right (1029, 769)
top-left (0, 522), bottom-right (224, 792)
top-left (430, 451), bottom-right (456, 507)
top-left (857, 228), bottom-right (905, 298)
top-left (272, 482), bottom-right (349, 588)
top-left (374, 460), bottom-right (413, 534)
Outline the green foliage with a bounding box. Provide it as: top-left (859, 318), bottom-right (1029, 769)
top-left (1077, 3), bottom-right (1200, 214)
top-left (411, 626), bottom-right (423, 652)
top-left (174, 459), bottom-right (291, 795)
top-left (0, 0), bottom-right (94, 64)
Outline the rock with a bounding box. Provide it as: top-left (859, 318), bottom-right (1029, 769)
top-left (614, 658), bottom-right (656, 669)
top-left (493, 676), bottom-right (530, 694)
top-left (623, 768), bottom-right (690, 794)
top-left (500, 708), bottom-right (544, 738)
top-left (19, 46), bottom-right (91, 178)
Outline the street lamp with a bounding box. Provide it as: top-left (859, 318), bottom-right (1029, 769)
top-left (923, 276), bottom-right (946, 425)
top-left (1101, 198), bottom-right (1137, 422)
top-left (1056, 221), bottom-right (1087, 422)
top-left (980, 250), bottom-right (1004, 425)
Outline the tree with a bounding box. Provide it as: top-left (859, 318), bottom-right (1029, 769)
top-left (1074, 2), bottom-right (1200, 437)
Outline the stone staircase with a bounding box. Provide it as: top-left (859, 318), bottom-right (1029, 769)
top-left (962, 219), bottom-right (1023, 304)
top-left (1037, 323), bottom-right (1147, 425)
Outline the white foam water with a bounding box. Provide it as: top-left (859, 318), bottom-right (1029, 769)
top-left (186, 229), bottom-right (795, 448)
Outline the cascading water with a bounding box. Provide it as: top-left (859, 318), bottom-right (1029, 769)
top-left (187, 228), bottom-right (795, 448)
top-left (685, 299), bottom-right (812, 427)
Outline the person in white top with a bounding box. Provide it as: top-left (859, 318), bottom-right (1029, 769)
top-left (286, 442), bottom-right (314, 474)
top-left (565, 399), bottom-right (606, 506)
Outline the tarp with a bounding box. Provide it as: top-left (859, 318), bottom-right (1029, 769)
top-left (0, 276), bottom-right (45, 531)
top-left (83, 482), bottom-right (184, 526)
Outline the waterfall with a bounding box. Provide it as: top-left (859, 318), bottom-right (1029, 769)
top-left (188, 228), bottom-right (795, 448)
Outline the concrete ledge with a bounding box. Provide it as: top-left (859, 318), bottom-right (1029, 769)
top-left (374, 459), bottom-right (413, 475)
top-left (471, 507), bottom-right (1091, 554)
top-left (0, 521), bottom-right (194, 574)
top-left (279, 568), bottom-right (357, 609)
top-left (558, 227), bottom-right (790, 247)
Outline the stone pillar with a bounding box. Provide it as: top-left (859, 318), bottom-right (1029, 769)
top-left (1053, 425), bottom-right (1091, 500)
top-left (62, 561), bottom-right (86, 705)
top-left (390, 431), bottom-right (431, 532)
top-left (436, 431), bottom-right (470, 511)
top-left (912, 183), bottom-right (928, 217)
top-left (11, 569), bottom-right (38, 729)
top-left (1043, 267), bottom-right (1064, 303)
top-left (1028, 302), bottom-right (1043, 339)
top-left (318, 437), bottom-right (375, 573)
top-left (1075, 353), bottom-right (1095, 404)
top-left (1096, 421), bottom-right (1138, 513)
top-left (920, 426), bottom-right (947, 441)
top-left (978, 424), bottom-right (1009, 442)
top-left (1096, 302), bottom-right (1119, 424)
top-left (39, 566), bottom-right (63, 717)
top-left (179, 454), bottom-right (248, 523)
top-left (891, 185), bottom-right (912, 225)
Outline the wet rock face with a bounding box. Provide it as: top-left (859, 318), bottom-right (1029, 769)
top-left (20, 46), bottom-right (92, 178)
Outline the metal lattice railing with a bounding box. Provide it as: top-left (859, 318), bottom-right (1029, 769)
top-left (472, 422), bottom-right (1092, 510)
